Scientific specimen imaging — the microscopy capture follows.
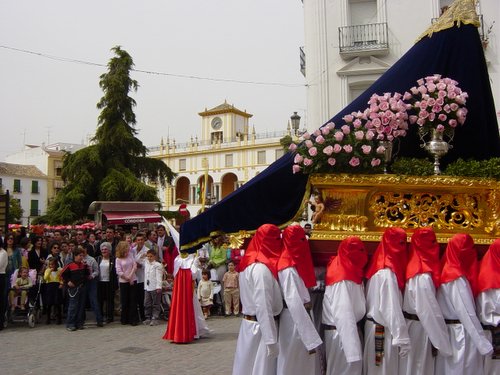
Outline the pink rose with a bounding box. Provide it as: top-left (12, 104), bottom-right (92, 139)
top-left (333, 144), bottom-right (342, 153)
top-left (313, 129), bottom-right (321, 136)
top-left (450, 103), bottom-right (459, 111)
top-left (361, 145), bottom-right (372, 154)
top-left (403, 91), bottom-right (412, 101)
top-left (436, 124), bottom-right (445, 132)
top-left (327, 158), bottom-right (336, 166)
top-left (438, 113), bottom-right (447, 122)
top-left (323, 145), bottom-right (334, 156)
top-left (417, 78), bottom-right (424, 86)
top-left (321, 127), bottom-right (330, 135)
top-left (343, 145), bottom-right (353, 153)
top-left (410, 87), bottom-right (419, 95)
top-left (371, 158), bottom-right (381, 167)
top-left (353, 119), bottom-right (362, 128)
top-left (334, 131), bottom-right (344, 141)
top-left (303, 158), bottom-right (313, 166)
top-left (409, 115), bottom-right (418, 124)
top-left (379, 101), bottom-right (389, 111)
top-left (326, 122), bottom-right (335, 130)
top-left (418, 85), bottom-right (427, 94)
top-left (427, 83), bottom-right (436, 92)
top-left (349, 157), bottom-right (360, 167)
top-left (341, 125), bottom-right (351, 134)
top-left (354, 131), bottom-right (364, 140)
top-left (315, 135), bottom-right (325, 144)
top-left (343, 114), bottom-right (354, 123)
top-left (305, 140), bottom-right (313, 148)
top-left (302, 132), bottom-right (311, 140)
top-left (416, 118), bottom-right (425, 126)
top-left (428, 112), bottom-right (436, 122)
top-left (294, 154), bottom-right (303, 164)
top-left (292, 164), bottom-right (301, 174)
top-left (288, 143), bottom-right (297, 152)
top-left (308, 147), bottom-right (318, 157)
top-left (376, 146), bottom-right (386, 154)
top-left (365, 130), bottom-right (375, 140)
top-left (448, 119), bottom-right (458, 127)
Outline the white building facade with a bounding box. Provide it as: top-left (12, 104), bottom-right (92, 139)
top-left (149, 102), bottom-right (288, 217)
top-left (301, 0), bottom-right (499, 130)
top-left (0, 162), bottom-right (48, 225)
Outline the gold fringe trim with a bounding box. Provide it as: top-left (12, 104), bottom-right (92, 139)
top-left (416, 0), bottom-right (480, 43)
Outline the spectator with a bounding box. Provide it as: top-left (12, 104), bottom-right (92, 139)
top-left (9, 266), bottom-right (32, 311)
top-left (198, 270), bottom-right (214, 319)
top-left (81, 245), bottom-right (103, 327)
top-left (60, 241), bottom-right (72, 266)
top-left (28, 235), bottom-right (47, 273)
top-left (97, 242), bottom-right (117, 324)
top-left (115, 241), bottom-right (138, 326)
top-left (5, 233), bottom-right (22, 284)
top-left (143, 249), bottom-right (163, 326)
top-left (222, 261), bottom-right (240, 316)
top-left (43, 258), bottom-right (63, 325)
top-left (61, 247), bottom-right (89, 331)
top-left (46, 241), bottom-right (63, 269)
top-left (134, 232), bottom-right (148, 322)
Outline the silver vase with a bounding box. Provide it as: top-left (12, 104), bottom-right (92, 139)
top-left (419, 128), bottom-right (453, 175)
top-left (379, 140), bottom-right (393, 174)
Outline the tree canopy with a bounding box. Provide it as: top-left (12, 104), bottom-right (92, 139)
top-left (46, 46), bottom-right (175, 224)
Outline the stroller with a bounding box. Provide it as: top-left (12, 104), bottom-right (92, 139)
top-left (6, 269), bottom-right (43, 328)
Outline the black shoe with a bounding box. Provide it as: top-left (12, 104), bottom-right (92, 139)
top-left (67, 327), bottom-right (77, 332)
top-left (131, 322), bottom-right (138, 326)
top-left (97, 322), bottom-right (104, 327)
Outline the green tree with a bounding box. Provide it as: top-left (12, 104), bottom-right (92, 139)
top-left (47, 46), bottom-right (175, 224)
top-left (9, 198), bottom-right (23, 224)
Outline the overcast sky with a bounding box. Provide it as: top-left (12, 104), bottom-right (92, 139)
top-left (0, 0), bottom-right (305, 161)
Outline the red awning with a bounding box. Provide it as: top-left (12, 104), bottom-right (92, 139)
top-left (103, 211), bottom-right (162, 225)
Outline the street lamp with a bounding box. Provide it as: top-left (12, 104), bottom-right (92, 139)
top-left (290, 112), bottom-right (301, 135)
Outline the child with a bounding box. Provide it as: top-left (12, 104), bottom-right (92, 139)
top-left (143, 249), bottom-right (163, 326)
top-left (222, 261), bottom-right (240, 316)
top-left (60, 248), bottom-right (89, 331)
top-left (309, 194), bottom-right (325, 224)
top-left (198, 270), bottom-right (214, 319)
top-left (43, 258), bottom-right (63, 324)
top-left (9, 266), bottom-right (32, 311)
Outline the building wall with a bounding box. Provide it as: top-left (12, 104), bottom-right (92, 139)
top-left (0, 174), bottom-right (48, 225)
top-left (303, 0), bottom-right (499, 131)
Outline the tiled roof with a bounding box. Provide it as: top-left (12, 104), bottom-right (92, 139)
top-left (0, 162), bottom-right (47, 178)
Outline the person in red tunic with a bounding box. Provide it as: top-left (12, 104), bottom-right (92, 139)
top-left (162, 251), bottom-right (197, 344)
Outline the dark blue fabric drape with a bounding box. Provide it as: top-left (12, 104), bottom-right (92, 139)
top-left (180, 23), bottom-right (500, 250)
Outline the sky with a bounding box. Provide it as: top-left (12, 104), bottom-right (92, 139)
top-left (0, 0), bottom-right (306, 161)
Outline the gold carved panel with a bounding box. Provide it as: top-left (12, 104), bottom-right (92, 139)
top-left (308, 174), bottom-right (500, 244)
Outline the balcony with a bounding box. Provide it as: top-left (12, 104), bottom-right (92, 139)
top-left (30, 209), bottom-right (40, 217)
top-left (339, 23), bottom-right (389, 58)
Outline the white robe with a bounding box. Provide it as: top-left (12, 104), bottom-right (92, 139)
top-left (232, 263), bottom-right (283, 375)
top-left (363, 268), bottom-right (410, 375)
top-left (277, 267), bottom-right (323, 375)
top-left (476, 288), bottom-right (500, 375)
top-left (399, 273), bottom-right (452, 375)
top-left (322, 280), bottom-right (365, 375)
top-left (436, 277), bottom-right (493, 375)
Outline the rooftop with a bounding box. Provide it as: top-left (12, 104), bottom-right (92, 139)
top-left (0, 162), bottom-right (47, 178)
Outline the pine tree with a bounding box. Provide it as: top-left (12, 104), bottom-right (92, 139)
top-left (47, 46), bottom-right (174, 224)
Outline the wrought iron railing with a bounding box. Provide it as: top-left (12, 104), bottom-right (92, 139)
top-left (339, 23), bottom-right (389, 53)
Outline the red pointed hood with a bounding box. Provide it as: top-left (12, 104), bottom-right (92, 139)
top-left (440, 233), bottom-right (479, 296)
top-left (365, 227), bottom-right (408, 289)
top-left (277, 225), bottom-right (316, 288)
top-left (325, 236), bottom-right (367, 286)
top-left (239, 224), bottom-right (282, 278)
top-left (477, 238), bottom-right (500, 294)
top-left (406, 227), bottom-right (441, 288)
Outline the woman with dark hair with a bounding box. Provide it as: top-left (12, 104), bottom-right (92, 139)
top-left (28, 236), bottom-right (47, 273)
top-left (5, 233), bottom-right (22, 288)
top-left (46, 241), bottom-right (63, 269)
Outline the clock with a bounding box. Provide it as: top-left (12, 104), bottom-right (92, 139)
top-left (211, 117), bottom-right (223, 130)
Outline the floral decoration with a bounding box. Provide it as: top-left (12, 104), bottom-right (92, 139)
top-left (404, 74), bottom-right (468, 136)
top-left (291, 92), bottom-right (410, 174)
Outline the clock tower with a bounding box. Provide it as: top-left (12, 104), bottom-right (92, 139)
top-left (198, 100), bottom-right (253, 144)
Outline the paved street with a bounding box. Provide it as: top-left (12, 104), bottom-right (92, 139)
top-left (1, 315), bottom-right (241, 375)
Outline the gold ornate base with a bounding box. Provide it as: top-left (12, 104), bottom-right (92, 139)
top-left (307, 174), bottom-right (500, 244)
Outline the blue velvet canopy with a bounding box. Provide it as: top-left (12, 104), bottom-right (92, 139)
top-left (180, 21), bottom-right (500, 251)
